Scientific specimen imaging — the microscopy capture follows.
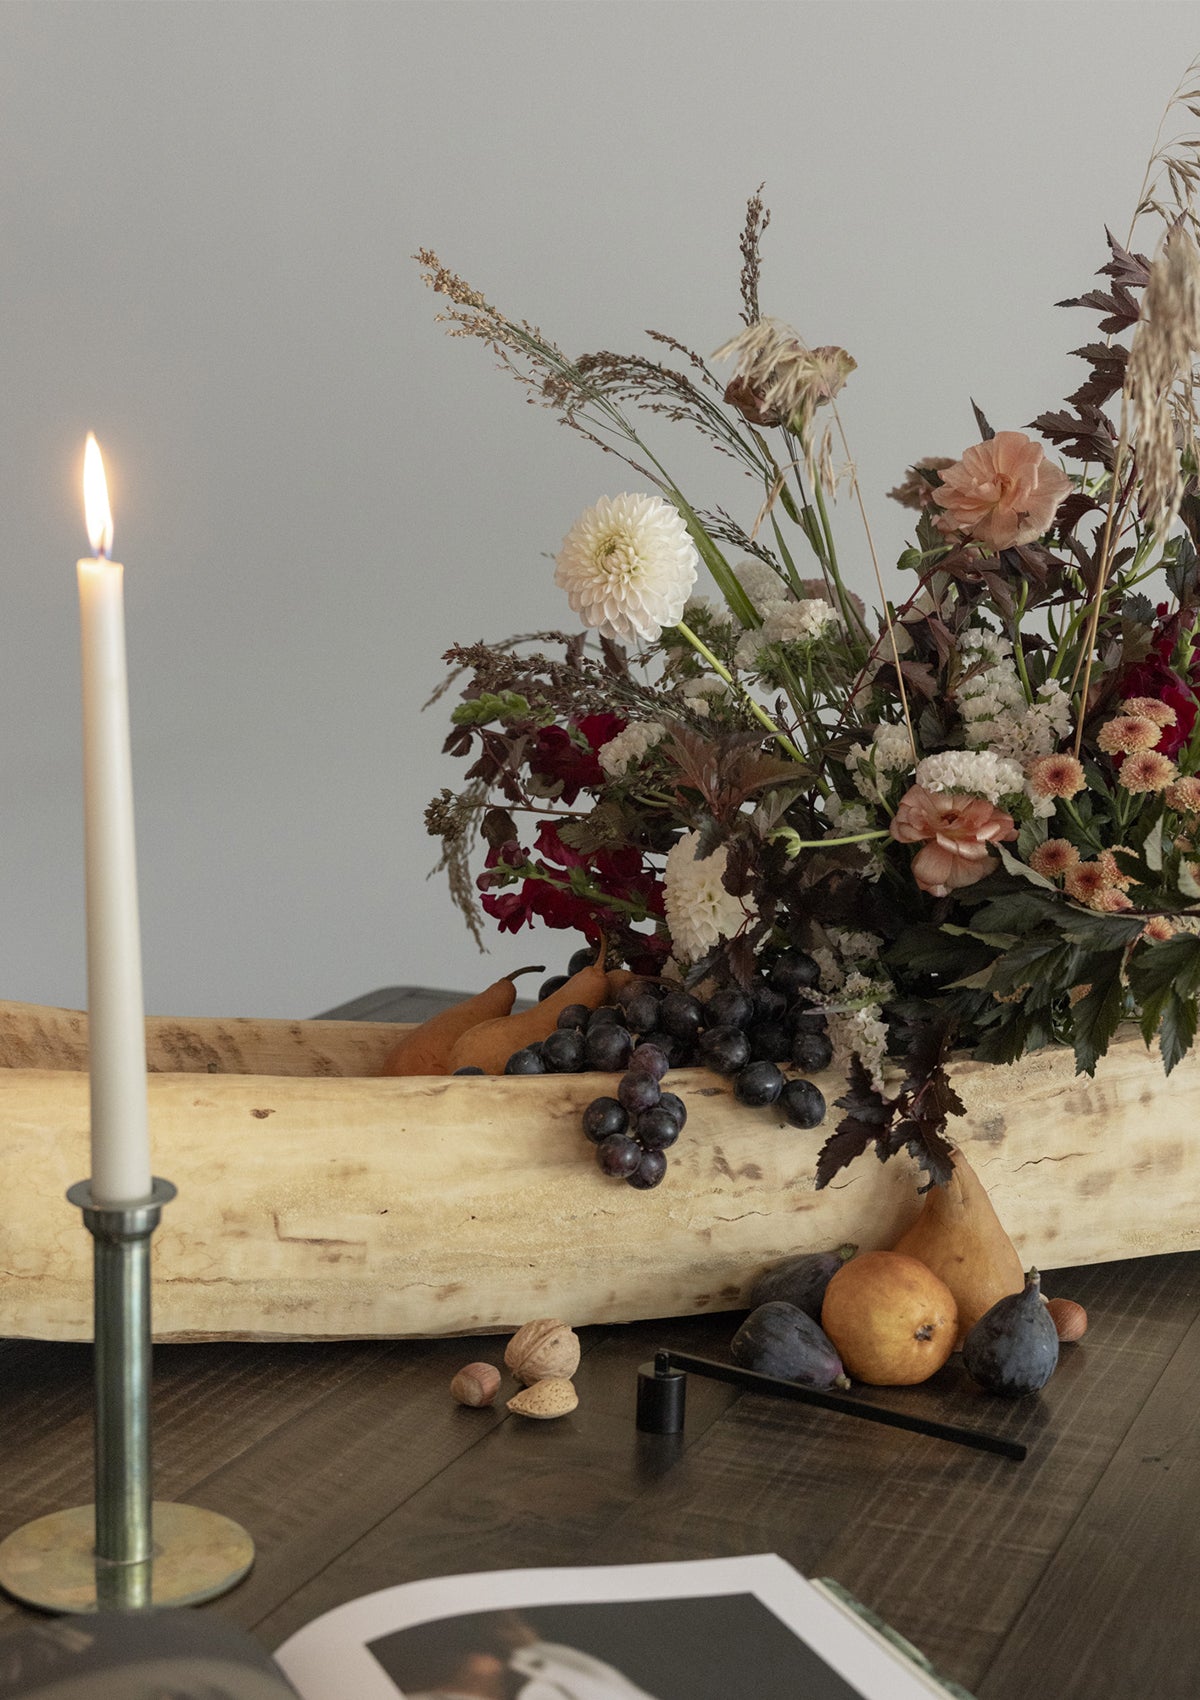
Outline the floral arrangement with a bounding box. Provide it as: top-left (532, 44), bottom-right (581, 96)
top-left (419, 69), bottom-right (1200, 1187)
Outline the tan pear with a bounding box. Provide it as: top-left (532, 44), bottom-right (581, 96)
top-left (892, 1147), bottom-right (1024, 1348)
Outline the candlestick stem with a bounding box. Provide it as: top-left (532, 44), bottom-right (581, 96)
top-left (0, 1177), bottom-right (254, 1612)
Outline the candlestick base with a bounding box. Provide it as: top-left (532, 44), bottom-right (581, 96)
top-left (0, 1501), bottom-right (254, 1612)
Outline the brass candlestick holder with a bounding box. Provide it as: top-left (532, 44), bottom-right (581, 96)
top-left (0, 1176), bottom-right (254, 1612)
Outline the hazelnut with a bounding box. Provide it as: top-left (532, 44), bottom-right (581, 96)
top-left (504, 1318), bottom-right (580, 1385)
top-left (1045, 1297), bottom-right (1088, 1342)
top-left (507, 1377), bottom-right (578, 1419)
top-left (450, 1362), bottom-right (502, 1407)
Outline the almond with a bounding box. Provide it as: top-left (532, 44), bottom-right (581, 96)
top-left (506, 1376), bottom-right (578, 1419)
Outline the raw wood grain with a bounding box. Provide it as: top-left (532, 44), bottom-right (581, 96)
top-left (3, 1000), bottom-right (1200, 1342)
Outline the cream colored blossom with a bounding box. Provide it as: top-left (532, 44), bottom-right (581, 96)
top-left (663, 831), bottom-right (750, 964)
top-left (1064, 862), bottom-right (1112, 905)
top-left (554, 494), bottom-right (698, 643)
top-left (598, 721), bottom-right (667, 778)
top-left (933, 431), bottom-right (1071, 550)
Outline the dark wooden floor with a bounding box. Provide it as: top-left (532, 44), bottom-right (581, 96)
top-left (2, 990), bottom-right (1199, 1696)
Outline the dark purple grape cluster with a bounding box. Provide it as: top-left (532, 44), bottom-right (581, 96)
top-left (491, 951), bottom-right (833, 1189)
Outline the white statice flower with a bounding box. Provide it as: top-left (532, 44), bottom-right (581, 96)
top-left (733, 557), bottom-right (793, 616)
top-left (680, 675), bottom-right (730, 718)
top-left (847, 720), bottom-right (915, 804)
top-left (825, 795), bottom-right (874, 834)
top-left (734, 598), bottom-right (840, 670)
top-left (663, 831), bottom-right (751, 964)
top-left (916, 748), bottom-right (1025, 804)
top-left (825, 969), bottom-right (893, 1091)
top-left (597, 720), bottom-right (667, 778)
top-left (955, 627), bottom-right (1072, 766)
top-left (554, 494), bottom-right (699, 643)
top-left (828, 929), bottom-right (883, 964)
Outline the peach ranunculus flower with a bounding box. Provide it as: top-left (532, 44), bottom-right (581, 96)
top-left (890, 783), bottom-right (1018, 898)
top-left (933, 431), bottom-right (1072, 551)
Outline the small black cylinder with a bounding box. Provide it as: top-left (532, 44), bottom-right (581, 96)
top-left (636, 1355), bottom-right (687, 1433)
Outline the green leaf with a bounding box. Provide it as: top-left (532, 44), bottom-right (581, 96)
top-left (1129, 933), bottom-right (1200, 1004)
top-left (1143, 817), bottom-right (1165, 873)
top-left (1070, 965), bottom-right (1128, 1075)
top-left (942, 922), bottom-right (1021, 949)
top-left (996, 842), bottom-right (1056, 890)
top-left (1159, 988), bottom-right (1198, 1074)
top-left (969, 891), bottom-right (1057, 934)
top-left (1055, 907), bottom-right (1144, 949)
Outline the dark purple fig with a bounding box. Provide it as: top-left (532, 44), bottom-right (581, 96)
top-left (749, 1245), bottom-right (857, 1320)
top-left (730, 1301), bottom-right (849, 1389)
top-left (962, 1268), bottom-right (1059, 1397)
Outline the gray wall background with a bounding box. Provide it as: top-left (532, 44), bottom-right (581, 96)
top-left (0, 1), bottom-right (1195, 1019)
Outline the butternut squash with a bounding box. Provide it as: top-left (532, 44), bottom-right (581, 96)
top-left (447, 949), bottom-right (610, 1074)
top-left (379, 967), bottom-right (543, 1076)
top-left (891, 1146), bottom-right (1024, 1347)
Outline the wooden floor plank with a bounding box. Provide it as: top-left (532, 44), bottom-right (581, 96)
top-left (977, 1301), bottom-right (1200, 1700)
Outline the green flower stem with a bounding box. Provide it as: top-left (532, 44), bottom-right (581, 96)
top-left (1058, 795), bottom-right (1105, 853)
top-left (673, 621), bottom-right (805, 762)
top-left (1011, 582), bottom-right (1034, 705)
top-left (799, 827), bottom-right (890, 849)
top-left (810, 474), bottom-right (871, 645)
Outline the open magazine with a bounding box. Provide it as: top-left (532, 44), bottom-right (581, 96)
top-left (275, 1555), bottom-right (973, 1700)
top-left (0, 1555), bottom-right (972, 1699)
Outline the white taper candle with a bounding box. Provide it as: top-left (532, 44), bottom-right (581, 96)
top-left (77, 434), bottom-right (151, 1203)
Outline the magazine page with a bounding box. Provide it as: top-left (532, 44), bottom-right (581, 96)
top-left (273, 1554), bottom-right (951, 1700)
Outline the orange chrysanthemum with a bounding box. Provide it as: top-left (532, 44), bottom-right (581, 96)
top-left (1029, 838), bottom-right (1080, 879)
top-left (1165, 776), bottom-right (1200, 813)
top-left (1098, 848), bottom-right (1135, 890)
top-left (1120, 696), bottom-right (1177, 728)
top-left (1119, 751), bottom-right (1178, 794)
top-left (1026, 752), bottom-right (1087, 800)
top-left (1097, 715), bottom-right (1163, 756)
top-left (1143, 916), bottom-right (1177, 941)
top-left (1064, 862), bottom-right (1111, 905)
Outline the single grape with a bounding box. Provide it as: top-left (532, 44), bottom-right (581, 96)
top-left (541, 1028), bottom-right (586, 1073)
top-left (567, 945), bottom-right (597, 976)
top-left (749, 983), bottom-right (788, 1025)
top-left (779, 1078), bottom-right (827, 1129)
top-left (627, 1148), bottom-right (668, 1189)
top-left (770, 951), bottom-right (821, 997)
top-left (618, 1070), bottom-right (662, 1114)
top-left (623, 991), bottom-right (660, 1033)
top-left (659, 990), bottom-right (704, 1039)
top-left (582, 1096), bottom-right (629, 1143)
top-left (504, 1047), bottom-right (546, 1075)
top-left (538, 974), bottom-right (568, 1002)
top-left (790, 1008), bottom-right (829, 1036)
top-left (697, 1024), bottom-right (751, 1076)
top-left (585, 1023), bottom-right (634, 1072)
top-left (734, 1060), bottom-right (785, 1107)
top-left (791, 1030), bottom-right (834, 1073)
top-left (556, 1003), bottom-right (591, 1032)
top-left (635, 1106), bottom-right (681, 1150)
top-left (704, 988), bottom-right (754, 1030)
top-left (629, 1043), bottom-right (670, 1080)
top-left (586, 1005), bottom-right (621, 1030)
top-left (638, 1029), bottom-right (691, 1068)
top-left (596, 1133), bottom-right (643, 1177)
top-left (451, 1066), bottom-right (485, 1076)
top-left (748, 1021), bottom-right (792, 1063)
top-left (658, 1090), bottom-right (688, 1129)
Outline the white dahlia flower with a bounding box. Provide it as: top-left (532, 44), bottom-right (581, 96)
top-left (554, 494), bottom-right (699, 643)
top-left (663, 831), bottom-right (751, 964)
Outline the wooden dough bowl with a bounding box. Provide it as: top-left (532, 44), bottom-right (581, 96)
top-left (1, 999), bottom-right (1195, 1342)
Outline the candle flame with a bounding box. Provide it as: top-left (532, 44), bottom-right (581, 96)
top-left (83, 433), bottom-right (114, 559)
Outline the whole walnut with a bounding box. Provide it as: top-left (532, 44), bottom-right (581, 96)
top-left (504, 1318), bottom-right (580, 1385)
